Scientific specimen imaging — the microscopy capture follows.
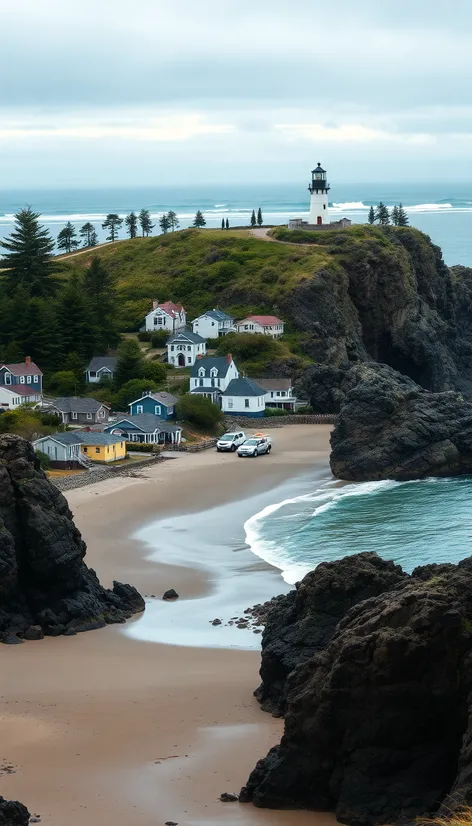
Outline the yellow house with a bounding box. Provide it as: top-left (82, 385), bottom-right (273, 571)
top-left (78, 432), bottom-right (127, 463)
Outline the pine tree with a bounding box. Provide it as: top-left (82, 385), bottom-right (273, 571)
top-left (102, 213), bottom-right (123, 242)
top-left (397, 203), bottom-right (409, 226)
top-left (57, 221), bottom-right (79, 254)
top-left (375, 202), bottom-right (390, 225)
top-left (82, 257), bottom-right (119, 352)
top-left (138, 209), bottom-right (154, 237)
top-left (221, 219), bottom-right (225, 230)
top-left (250, 209), bottom-right (257, 227)
top-left (159, 214), bottom-right (171, 234)
top-left (79, 222), bottom-right (96, 247)
top-left (368, 206), bottom-right (376, 224)
top-left (0, 207), bottom-right (57, 297)
top-left (225, 218), bottom-right (229, 230)
top-left (56, 275), bottom-right (98, 361)
top-left (167, 211), bottom-right (179, 232)
top-left (192, 210), bottom-right (206, 228)
top-left (257, 207), bottom-right (263, 226)
top-left (391, 205), bottom-right (399, 226)
top-left (125, 212), bottom-right (138, 239)
top-left (115, 338), bottom-right (145, 387)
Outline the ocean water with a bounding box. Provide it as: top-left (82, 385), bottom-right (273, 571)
top-left (1, 182), bottom-right (472, 264)
top-left (244, 473), bottom-right (472, 585)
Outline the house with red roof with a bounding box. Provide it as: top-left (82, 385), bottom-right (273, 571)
top-left (235, 315), bottom-right (285, 339)
top-left (144, 299), bottom-right (186, 334)
top-left (0, 357), bottom-right (43, 409)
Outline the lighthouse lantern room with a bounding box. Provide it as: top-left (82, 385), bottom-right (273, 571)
top-left (308, 163), bottom-right (330, 225)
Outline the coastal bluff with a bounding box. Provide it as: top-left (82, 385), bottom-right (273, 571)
top-left (0, 434), bottom-right (144, 642)
top-left (243, 552), bottom-right (472, 825)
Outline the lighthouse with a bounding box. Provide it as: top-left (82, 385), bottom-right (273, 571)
top-left (308, 163), bottom-right (330, 226)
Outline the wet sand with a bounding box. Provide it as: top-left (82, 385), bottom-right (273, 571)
top-left (1, 425), bottom-right (336, 825)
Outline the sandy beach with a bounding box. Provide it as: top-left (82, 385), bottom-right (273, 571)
top-left (1, 425), bottom-right (336, 826)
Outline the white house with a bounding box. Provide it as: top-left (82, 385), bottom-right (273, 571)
top-left (252, 378), bottom-right (297, 411)
top-left (192, 309), bottom-right (235, 339)
top-left (145, 300), bottom-right (186, 334)
top-left (189, 355), bottom-right (239, 404)
top-left (0, 386), bottom-right (39, 410)
top-left (167, 331), bottom-right (207, 367)
top-left (221, 378), bottom-right (266, 418)
top-left (85, 356), bottom-right (117, 384)
top-left (235, 315), bottom-right (284, 338)
top-left (33, 432), bottom-right (84, 468)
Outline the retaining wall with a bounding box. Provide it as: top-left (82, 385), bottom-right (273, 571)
top-left (224, 414), bottom-right (336, 429)
top-left (50, 455), bottom-right (163, 493)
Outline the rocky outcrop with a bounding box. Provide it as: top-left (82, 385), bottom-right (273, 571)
top-left (242, 555), bottom-right (472, 825)
top-left (329, 362), bottom-right (472, 481)
top-left (254, 553), bottom-right (405, 716)
top-left (0, 435), bottom-right (144, 641)
top-left (0, 797), bottom-right (29, 825)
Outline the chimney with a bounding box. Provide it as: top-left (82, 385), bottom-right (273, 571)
top-left (152, 299), bottom-right (158, 310)
top-left (226, 353), bottom-right (232, 364)
top-left (196, 353), bottom-right (204, 360)
top-left (25, 356), bottom-right (31, 366)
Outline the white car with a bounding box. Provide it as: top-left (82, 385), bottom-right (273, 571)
top-left (216, 431), bottom-right (247, 452)
top-left (237, 435), bottom-right (272, 457)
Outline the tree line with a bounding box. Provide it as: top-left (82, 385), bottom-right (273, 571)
top-left (368, 203), bottom-right (409, 226)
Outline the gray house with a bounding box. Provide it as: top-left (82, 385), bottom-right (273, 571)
top-left (47, 397), bottom-right (110, 425)
top-left (85, 357), bottom-right (118, 384)
top-left (105, 413), bottom-right (182, 445)
top-left (33, 432), bottom-right (84, 469)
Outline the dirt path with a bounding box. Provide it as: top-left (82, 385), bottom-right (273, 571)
top-left (249, 227), bottom-right (321, 248)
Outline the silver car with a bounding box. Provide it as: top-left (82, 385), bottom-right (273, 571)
top-left (216, 431), bottom-right (247, 452)
top-left (237, 436), bottom-right (272, 457)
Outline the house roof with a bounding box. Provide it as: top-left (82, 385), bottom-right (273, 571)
top-left (252, 378), bottom-right (292, 391)
top-left (221, 378), bottom-right (266, 397)
top-left (149, 301), bottom-right (184, 319)
top-left (129, 391), bottom-right (178, 408)
top-left (106, 414), bottom-right (182, 434)
top-left (0, 385), bottom-right (41, 397)
top-left (239, 315), bottom-right (284, 326)
top-left (50, 397), bottom-right (108, 414)
top-left (168, 330), bottom-right (206, 345)
top-left (190, 356), bottom-right (233, 378)
top-left (193, 309), bottom-right (234, 323)
top-left (34, 432), bottom-right (83, 447)
top-left (76, 432), bottom-right (125, 446)
top-left (86, 357), bottom-right (117, 373)
top-left (0, 361), bottom-right (43, 376)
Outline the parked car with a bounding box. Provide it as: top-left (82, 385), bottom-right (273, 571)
top-left (216, 431), bottom-right (247, 452)
top-left (237, 435), bottom-right (272, 457)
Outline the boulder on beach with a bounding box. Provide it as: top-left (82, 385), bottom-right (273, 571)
top-left (242, 554), bottom-right (472, 825)
top-left (0, 795), bottom-right (30, 825)
top-left (0, 435), bottom-right (145, 641)
top-left (162, 589), bottom-right (179, 601)
top-left (330, 362), bottom-right (472, 481)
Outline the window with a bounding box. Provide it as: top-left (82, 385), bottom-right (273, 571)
top-left (89, 371), bottom-right (96, 378)
top-left (245, 399), bottom-right (249, 408)
top-left (72, 412), bottom-right (78, 420)
top-left (154, 317), bottom-right (158, 325)
top-left (4, 373), bottom-right (11, 384)
top-left (198, 368), bottom-right (205, 377)
top-left (187, 346), bottom-right (191, 351)
top-left (87, 413), bottom-right (93, 420)
top-left (199, 378), bottom-right (203, 386)
top-left (27, 375), bottom-right (31, 384)
top-left (136, 405), bottom-right (143, 414)
top-left (323, 204), bottom-right (326, 209)
top-left (99, 409), bottom-right (105, 418)
top-left (228, 398), bottom-right (233, 409)
top-left (211, 378), bottom-right (215, 387)
top-left (276, 391), bottom-right (280, 396)
top-left (154, 405), bottom-right (161, 415)
top-left (83, 446), bottom-right (88, 452)
top-left (187, 357), bottom-right (191, 363)
top-left (20, 376), bottom-right (25, 384)
top-left (171, 345), bottom-right (174, 351)
top-left (95, 447), bottom-right (100, 454)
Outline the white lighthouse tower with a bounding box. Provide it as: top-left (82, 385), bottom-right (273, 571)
top-left (308, 163), bottom-right (330, 226)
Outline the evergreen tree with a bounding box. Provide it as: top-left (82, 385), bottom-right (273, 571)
top-left (81, 257), bottom-right (119, 352)
top-left (397, 203), bottom-right (409, 226)
top-left (63, 352), bottom-right (86, 382)
top-left (375, 202), bottom-right (390, 225)
top-left (368, 206), bottom-right (376, 224)
top-left (56, 275), bottom-right (98, 361)
top-left (192, 210), bottom-right (206, 228)
top-left (57, 221), bottom-right (79, 253)
top-left (250, 209), bottom-right (257, 227)
top-left (221, 218), bottom-right (225, 230)
top-left (0, 207), bottom-right (57, 297)
top-left (159, 214), bottom-right (171, 234)
top-left (115, 338), bottom-right (145, 386)
top-left (138, 209), bottom-right (154, 237)
top-left (80, 222), bottom-right (97, 247)
top-left (102, 213), bottom-right (123, 242)
top-left (167, 211), bottom-right (179, 232)
top-left (125, 212), bottom-right (138, 239)
top-left (225, 218), bottom-right (229, 230)
top-left (257, 207), bottom-right (263, 226)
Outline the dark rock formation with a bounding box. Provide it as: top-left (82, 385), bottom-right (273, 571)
top-left (163, 589), bottom-right (179, 600)
top-left (255, 552), bottom-right (405, 716)
top-left (330, 362), bottom-right (472, 481)
top-left (0, 435), bottom-right (145, 640)
top-left (0, 796), bottom-right (30, 825)
top-left (242, 555), bottom-right (472, 825)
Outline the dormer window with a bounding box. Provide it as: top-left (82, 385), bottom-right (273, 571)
top-left (210, 368), bottom-right (218, 377)
top-left (198, 367), bottom-right (205, 377)
top-left (20, 376), bottom-right (25, 384)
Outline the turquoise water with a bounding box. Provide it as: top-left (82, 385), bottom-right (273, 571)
top-left (244, 474), bottom-right (472, 584)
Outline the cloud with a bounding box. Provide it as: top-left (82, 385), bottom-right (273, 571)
top-left (275, 123), bottom-right (434, 146)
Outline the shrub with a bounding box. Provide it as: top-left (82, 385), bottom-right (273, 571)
top-left (35, 449), bottom-right (51, 469)
top-left (47, 370), bottom-right (81, 397)
top-left (264, 407), bottom-right (289, 417)
top-left (143, 360), bottom-right (167, 383)
top-left (125, 442), bottom-right (155, 453)
top-left (113, 379), bottom-right (158, 411)
top-left (296, 404), bottom-right (313, 414)
top-left (151, 331), bottom-right (169, 348)
top-left (177, 394), bottom-right (223, 430)
top-left (205, 337), bottom-right (220, 349)
top-left (138, 331), bottom-right (152, 342)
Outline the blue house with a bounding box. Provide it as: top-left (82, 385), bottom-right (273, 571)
top-left (105, 414), bottom-right (182, 445)
top-left (128, 391), bottom-right (178, 421)
top-left (0, 357), bottom-right (43, 408)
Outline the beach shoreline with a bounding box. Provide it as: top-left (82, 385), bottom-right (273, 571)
top-left (0, 425), bottom-right (335, 826)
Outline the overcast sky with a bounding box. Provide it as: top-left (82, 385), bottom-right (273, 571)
top-left (1, 0), bottom-right (472, 187)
